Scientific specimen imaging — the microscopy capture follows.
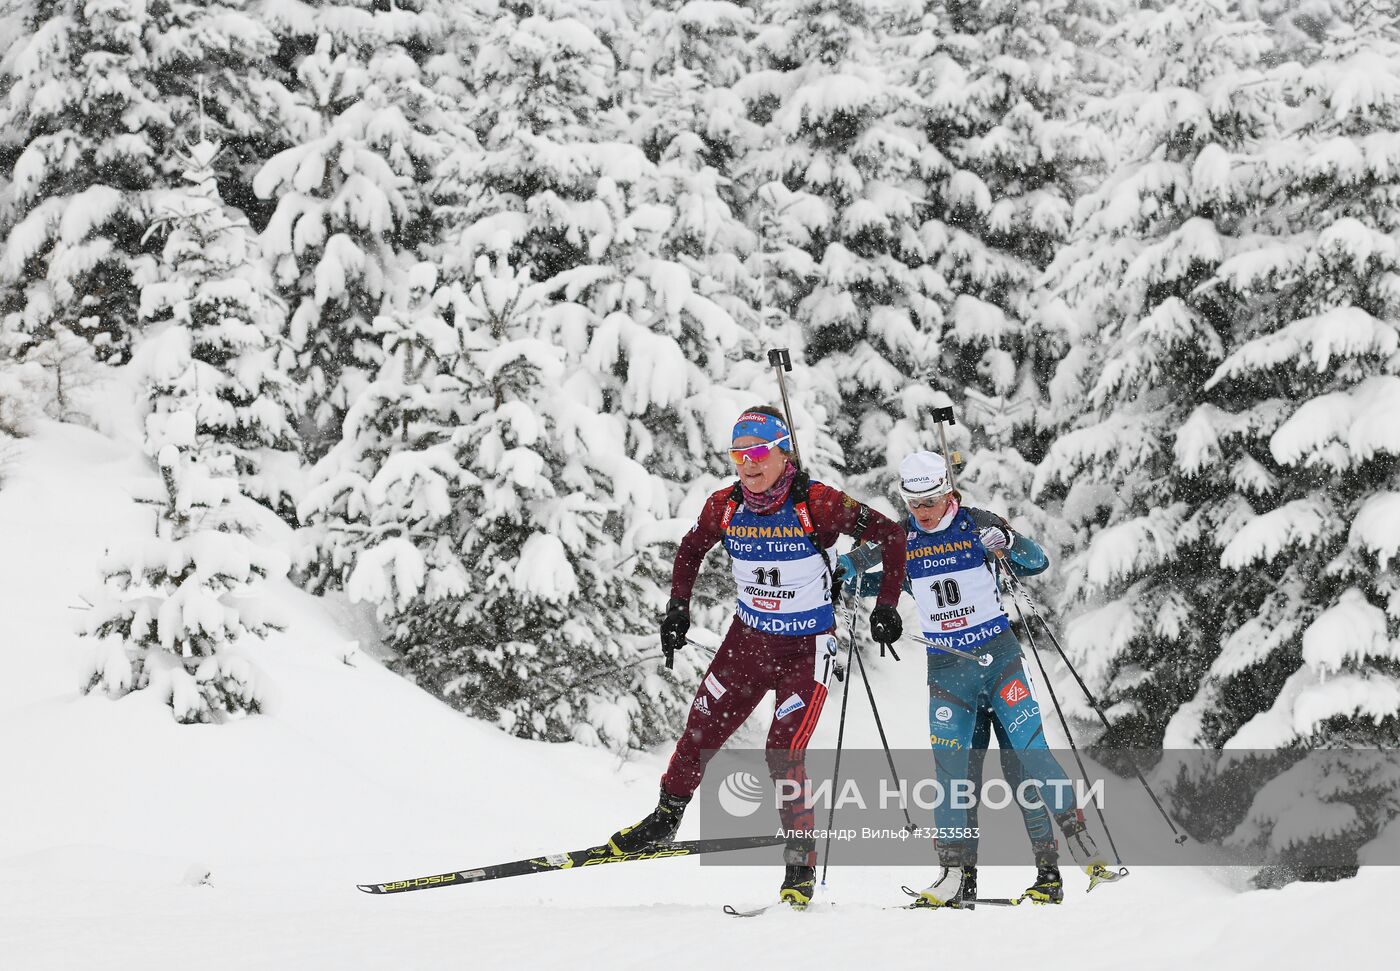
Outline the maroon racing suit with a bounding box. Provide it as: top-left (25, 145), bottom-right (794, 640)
top-left (661, 475), bottom-right (906, 856)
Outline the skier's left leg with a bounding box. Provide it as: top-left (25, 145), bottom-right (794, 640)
top-left (989, 713), bottom-right (1058, 856)
top-left (989, 713), bottom-right (1062, 902)
top-left (764, 631), bottom-right (839, 852)
top-left (982, 632), bottom-right (1114, 883)
top-left (764, 628), bottom-right (840, 906)
top-left (978, 632), bottom-right (1072, 812)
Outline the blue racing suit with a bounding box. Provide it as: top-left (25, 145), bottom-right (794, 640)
top-left (841, 508), bottom-right (1067, 865)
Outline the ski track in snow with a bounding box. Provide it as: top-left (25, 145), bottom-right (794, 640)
top-left (0, 420), bottom-right (1394, 970)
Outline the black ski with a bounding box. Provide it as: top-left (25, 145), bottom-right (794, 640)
top-left (724, 901), bottom-right (831, 917)
top-left (895, 885), bottom-right (1024, 910)
top-left (894, 898), bottom-right (1024, 910)
top-left (357, 834), bottom-right (785, 895)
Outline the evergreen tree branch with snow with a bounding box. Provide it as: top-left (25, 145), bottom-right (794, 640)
top-left (1037, 0), bottom-right (1281, 747)
top-left (141, 128), bottom-right (302, 518)
top-left (1172, 0), bottom-right (1400, 879)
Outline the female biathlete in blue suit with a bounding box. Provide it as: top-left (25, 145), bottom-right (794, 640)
top-left (840, 451), bottom-right (1120, 907)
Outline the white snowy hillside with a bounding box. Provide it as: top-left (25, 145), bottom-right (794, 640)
top-left (1, 416), bottom-right (1394, 971)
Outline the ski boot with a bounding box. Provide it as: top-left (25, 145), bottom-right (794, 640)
top-left (778, 838), bottom-right (816, 909)
top-left (779, 865), bottom-right (816, 909)
top-left (608, 788), bottom-right (690, 855)
top-left (1021, 861), bottom-right (1063, 904)
top-left (908, 865), bottom-right (972, 909)
top-left (1055, 810), bottom-right (1125, 891)
top-left (960, 864), bottom-right (978, 902)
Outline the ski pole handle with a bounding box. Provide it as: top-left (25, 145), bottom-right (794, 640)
top-left (930, 403), bottom-right (959, 492)
top-left (767, 347), bottom-right (802, 470)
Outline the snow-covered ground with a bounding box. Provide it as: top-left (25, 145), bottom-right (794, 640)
top-left (0, 416), bottom-right (1392, 970)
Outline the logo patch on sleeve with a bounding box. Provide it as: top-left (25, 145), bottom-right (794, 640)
top-left (704, 673), bottom-right (726, 699)
top-left (776, 693), bottom-right (806, 719)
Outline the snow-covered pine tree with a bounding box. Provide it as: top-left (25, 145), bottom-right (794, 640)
top-left (630, 0), bottom-right (758, 213)
top-left (629, 0), bottom-right (762, 390)
top-left (1167, 0), bottom-right (1400, 878)
top-left (634, 0), bottom-right (755, 105)
top-left (438, 0), bottom-right (770, 451)
top-left (0, 0), bottom-right (17, 356)
top-left (437, 2), bottom-right (804, 672)
top-left (1242, 0), bottom-right (1343, 61)
top-left (1034, 0), bottom-right (1279, 745)
top-left (82, 112), bottom-right (295, 722)
top-left (298, 260), bottom-right (468, 595)
top-left (146, 1), bottom-right (291, 226)
top-left (0, 0), bottom-right (287, 369)
top-left (904, 0), bottom-right (1111, 543)
top-left (140, 131), bottom-right (301, 519)
top-left (737, 0), bottom-right (941, 495)
top-left (318, 256), bottom-right (690, 749)
top-left (254, 2), bottom-right (446, 461)
top-left (437, 0), bottom-right (633, 282)
top-left (84, 427), bottom-right (287, 724)
top-left (623, 1), bottom-right (835, 632)
top-left (594, 1), bottom-right (819, 498)
top-left (0, 0), bottom-right (165, 364)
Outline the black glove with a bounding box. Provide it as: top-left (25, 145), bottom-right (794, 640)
top-left (869, 603), bottom-right (902, 648)
top-left (660, 598), bottom-right (690, 668)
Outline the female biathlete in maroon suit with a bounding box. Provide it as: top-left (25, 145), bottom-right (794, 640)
top-left (607, 406), bottom-right (908, 908)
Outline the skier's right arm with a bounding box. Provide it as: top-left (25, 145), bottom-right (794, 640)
top-left (843, 541), bottom-right (886, 576)
top-left (661, 490), bottom-right (728, 666)
top-left (668, 489), bottom-right (728, 604)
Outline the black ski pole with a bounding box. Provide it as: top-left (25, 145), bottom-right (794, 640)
top-left (822, 595), bottom-right (918, 884)
top-left (1003, 567), bottom-right (1188, 846)
top-left (819, 596), bottom-right (860, 885)
top-left (852, 638), bottom-right (917, 836)
top-left (683, 637), bottom-right (717, 657)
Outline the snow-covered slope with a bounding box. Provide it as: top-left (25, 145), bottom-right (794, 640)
top-left (0, 418), bottom-right (1392, 970)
